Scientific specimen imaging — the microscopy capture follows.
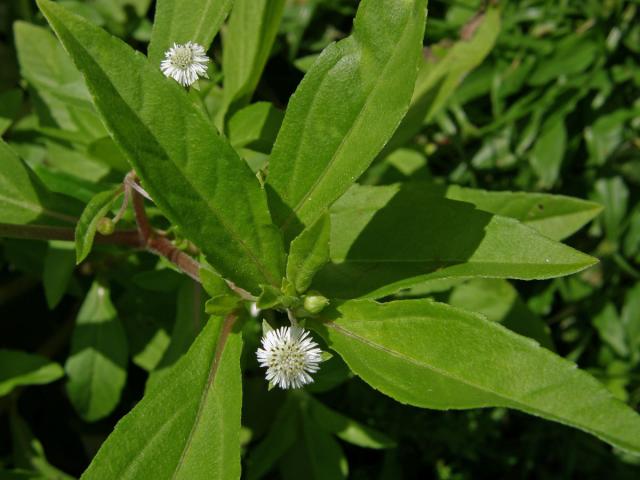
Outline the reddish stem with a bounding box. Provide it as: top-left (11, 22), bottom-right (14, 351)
top-left (131, 186), bottom-right (201, 283)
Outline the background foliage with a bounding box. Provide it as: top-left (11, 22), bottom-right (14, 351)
top-left (0, 0), bottom-right (639, 478)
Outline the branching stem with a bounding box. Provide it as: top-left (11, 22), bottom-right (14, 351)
top-left (1, 172), bottom-right (261, 301)
top-left (131, 182), bottom-right (201, 283)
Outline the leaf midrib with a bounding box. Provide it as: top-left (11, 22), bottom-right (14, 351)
top-left (0, 191), bottom-right (76, 224)
top-left (168, 157), bottom-right (279, 286)
top-left (170, 314), bottom-right (236, 479)
top-left (324, 318), bottom-right (637, 452)
top-left (329, 258), bottom-right (590, 267)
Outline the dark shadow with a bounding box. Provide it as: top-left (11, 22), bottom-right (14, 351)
top-left (312, 182), bottom-right (492, 298)
top-left (265, 183), bottom-right (305, 248)
top-left (116, 287), bottom-right (176, 364)
top-left (249, 106), bottom-right (285, 154)
top-left (500, 296), bottom-right (555, 350)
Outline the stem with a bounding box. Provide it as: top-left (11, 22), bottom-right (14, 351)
top-left (287, 309), bottom-right (299, 327)
top-left (131, 187), bottom-right (201, 283)
top-left (112, 183), bottom-right (130, 224)
top-left (1, 175), bottom-right (257, 300)
top-left (0, 223), bottom-right (141, 246)
top-left (225, 279), bottom-right (256, 301)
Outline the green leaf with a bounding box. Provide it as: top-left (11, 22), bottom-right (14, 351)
top-left (146, 279), bottom-right (205, 393)
top-left (593, 303), bottom-right (628, 358)
top-left (74, 186), bottom-right (123, 263)
top-left (0, 350), bottom-right (64, 397)
top-left (280, 411), bottom-right (348, 480)
top-left (621, 282), bottom-right (640, 363)
top-left (0, 89), bottom-right (23, 135)
top-left (87, 137), bottom-right (131, 173)
top-left (383, 6), bottom-right (501, 154)
top-left (313, 184), bottom-right (598, 298)
top-left (246, 397), bottom-right (299, 480)
top-left (38, 0), bottom-right (286, 293)
top-left (147, 0), bottom-right (233, 64)
top-left (256, 284), bottom-right (284, 310)
top-left (81, 314), bottom-right (242, 479)
top-left (0, 139), bottom-right (78, 226)
top-left (585, 108), bottom-right (638, 166)
top-left (530, 117), bottom-right (567, 188)
top-left (118, 285), bottom-right (174, 371)
top-left (199, 267), bottom-right (234, 297)
top-left (205, 295), bottom-right (241, 316)
top-left (218, 0), bottom-right (286, 123)
top-left (528, 33), bottom-right (599, 86)
top-left (286, 213), bottom-right (330, 294)
top-left (14, 21), bottom-right (106, 138)
top-left (32, 163), bottom-right (105, 203)
top-left (65, 281), bottom-right (128, 422)
top-left (593, 176), bottom-right (628, 244)
top-left (444, 184), bottom-right (602, 241)
top-left (309, 299), bottom-right (640, 454)
top-left (43, 240), bottom-right (76, 309)
top-left (266, 0), bottom-right (428, 241)
top-left (449, 278), bottom-right (554, 350)
top-left (227, 102), bottom-right (284, 153)
top-left (308, 396), bottom-right (395, 449)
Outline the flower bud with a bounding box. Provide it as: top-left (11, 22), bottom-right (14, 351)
top-left (96, 217), bottom-right (115, 235)
top-left (303, 293), bottom-right (329, 314)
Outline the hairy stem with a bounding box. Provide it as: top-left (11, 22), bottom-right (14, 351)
top-left (0, 223), bottom-right (141, 246)
top-left (131, 186), bottom-right (201, 283)
top-left (1, 175), bottom-right (256, 301)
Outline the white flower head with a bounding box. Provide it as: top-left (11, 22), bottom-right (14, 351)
top-left (160, 41), bottom-right (209, 87)
top-left (256, 326), bottom-right (322, 390)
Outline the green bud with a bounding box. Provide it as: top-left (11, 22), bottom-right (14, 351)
top-left (303, 292), bottom-right (329, 314)
top-left (96, 217), bottom-right (115, 235)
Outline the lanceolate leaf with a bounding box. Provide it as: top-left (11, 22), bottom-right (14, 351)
top-left (81, 314), bottom-right (242, 480)
top-left (307, 396), bottom-right (395, 449)
top-left (309, 299), bottom-right (640, 454)
top-left (530, 116), bottom-right (567, 188)
top-left (14, 21), bottom-right (106, 138)
top-left (147, 0), bottom-right (233, 64)
top-left (0, 139), bottom-right (78, 226)
top-left (65, 281), bottom-right (128, 422)
top-left (280, 413), bottom-right (348, 480)
top-left (444, 184), bottom-right (602, 241)
top-left (75, 186), bottom-right (123, 263)
top-left (449, 278), bottom-right (554, 350)
top-left (246, 398), bottom-right (299, 480)
top-left (313, 184), bottom-right (597, 298)
top-left (43, 240), bottom-right (76, 309)
top-left (383, 6), bottom-right (501, 155)
top-left (0, 350), bottom-right (64, 397)
top-left (146, 279), bottom-right (205, 394)
top-left (0, 89), bottom-right (22, 135)
top-left (219, 0), bottom-right (286, 123)
top-left (266, 0), bottom-right (428, 241)
top-left (227, 102), bottom-right (284, 152)
top-left (38, 0), bottom-right (285, 293)
top-left (286, 214), bottom-right (331, 294)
